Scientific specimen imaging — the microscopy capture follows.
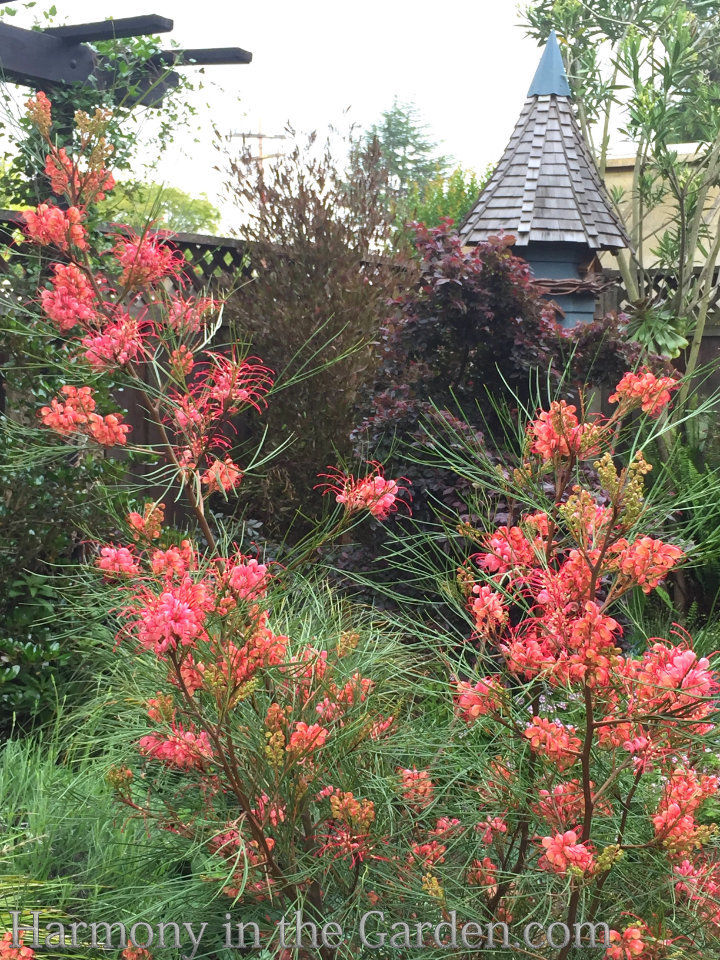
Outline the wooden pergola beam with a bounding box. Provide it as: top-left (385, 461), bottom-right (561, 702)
top-left (44, 14), bottom-right (173, 43)
top-left (0, 15), bottom-right (252, 107)
top-left (154, 47), bottom-right (253, 66)
top-left (0, 22), bottom-right (94, 86)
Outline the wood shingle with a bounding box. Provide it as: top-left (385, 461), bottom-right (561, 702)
top-left (459, 36), bottom-right (630, 252)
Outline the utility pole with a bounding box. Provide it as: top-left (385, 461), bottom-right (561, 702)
top-left (229, 128), bottom-right (288, 175)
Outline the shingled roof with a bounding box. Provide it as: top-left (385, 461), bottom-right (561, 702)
top-left (460, 32), bottom-right (630, 251)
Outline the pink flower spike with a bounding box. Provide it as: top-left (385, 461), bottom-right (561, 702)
top-left (201, 456), bottom-right (243, 495)
top-left (317, 461), bottom-right (410, 521)
top-left (23, 203), bottom-right (87, 251)
top-left (609, 370), bottom-right (678, 417)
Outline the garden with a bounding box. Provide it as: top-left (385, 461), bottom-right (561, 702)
top-left (2, 3), bottom-right (720, 959)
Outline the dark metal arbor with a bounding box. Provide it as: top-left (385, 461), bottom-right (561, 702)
top-left (0, 13), bottom-right (252, 107)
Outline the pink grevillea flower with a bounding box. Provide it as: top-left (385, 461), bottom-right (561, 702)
top-left (122, 946), bottom-right (152, 960)
top-left (166, 295), bottom-right (217, 334)
top-left (318, 461), bottom-right (410, 521)
top-left (409, 839), bottom-right (447, 868)
top-left (204, 353), bottom-right (274, 415)
top-left (39, 386), bottom-right (128, 446)
top-left (132, 577), bottom-right (212, 655)
top-left (467, 856), bottom-right (498, 894)
top-left (317, 825), bottom-right (375, 867)
top-left (81, 312), bottom-right (145, 370)
top-left (96, 545), bottom-right (140, 577)
top-left (25, 90), bottom-right (51, 136)
top-left (45, 148), bottom-right (115, 203)
top-left (469, 583), bottom-right (508, 634)
top-left (454, 677), bottom-right (504, 722)
top-left (651, 768), bottom-right (719, 854)
top-left (534, 780), bottom-right (591, 830)
top-left (201, 456), bottom-right (243, 494)
top-left (215, 613), bottom-right (288, 687)
top-left (286, 721), bottom-right (329, 760)
top-left (475, 816), bottom-right (508, 844)
top-left (399, 767), bottom-right (434, 809)
top-left (173, 654), bottom-right (205, 695)
top-left (225, 556), bottom-right (269, 601)
top-left (113, 232), bottom-right (184, 287)
top-left (539, 830), bottom-right (595, 875)
top-left (476, 524), bottom-right (539, 574)
top-left (86, 412), bottom-right (130, 446)
top-left (169, 345), bottom-right (194, 378)
top-left (128, 502), bottom-right (165, 541)
top-left (23, 203), bottom-right (87, 250)
top-left (151, 540), bottom-right (194, 577)
top-left (369, 715), bottom-right (395, 740)
top-left (39, 384), bottom-right (95, 434)
top-left (636, 642), bottom-right (717, 711)
top-left (523, 716), bottom-right (581, 770)
top-left (674, 858), bottom-right (720, 925)
top-left (40, 262), bottom-right (97, 332)
top-left (528, 400), bottom-right (601, 461)
top-left (605, 927), bottom-right (648, 959)
top-left (609, 370), bottom-right (678, 417)
top-left (611, 536), bottom-right (684, 593)
top-left (252, 792), bottom-right (287, 827)
top-left (0, 931), bottom-right (35, 960)
top-left (138, 723), bottom-right (213, 771)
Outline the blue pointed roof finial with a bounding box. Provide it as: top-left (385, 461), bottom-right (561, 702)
top-left (527, 29), bottom-right (571, 97)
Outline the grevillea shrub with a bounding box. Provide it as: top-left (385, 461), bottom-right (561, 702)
top-left (10, 95), bottom-right (720, 960)
top-left (344, 222), bottom-right (647, 601)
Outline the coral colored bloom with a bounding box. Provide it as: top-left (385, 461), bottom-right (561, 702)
top-left (139, 723), bottom-right (213, 770)
top-left (609, 370), bottom-right (678, 417)
top-left (114, 233), bottom-right (183, 287)
top-left (39, 384), bottom-right (95, 434)
top-left (24, 203), bottom-right (87, 250)
top-left (96, 545), bottom-right (140, 577)
top-left (39, 385), bottom-right (127, 446)
top-left (128, 503), bottom-right (165, 541)
top-left (455, 677), bottom-right (504, 722)
top-left (166, 296), bottom-right (217, 333)
top-left (151, 540), bottom-right (194, 577)
top-left (467, 856), bottom-right (498, 893)
top-left (399, 767), bottom-right (434, 809)
top-left (87, 412), bottom-right (130, 446)
top-left (226, 556), bottom-right (269, 601)
top-left (133, 577), bottom-right (212, 655)
top-left (122, 946), bottom-right (152, 960)
top-left (201, 456), bottom-right (243, 494)
top-left (0, 932), bottom-right (35, 960)
top-left (170, 345), bottom-right (194, 378)
top-left (205, 354), bottom-right (273, 414)
top-left (469, 583), bottom-right (508, 633)
top-left (636, 642), bottom-right (717, 711)
top-left (318, 462), bottom-right (409, 521)
top-left (410, 839), bottom-right (446, 867)
top-left (40, 262), bottom-right (97, 332)
top-left (612, 537), bottom-right (684, 593)
top-left (529, 400), bottom-right (599, 461)
top-left (539, 830), bottom-right (595, 874)
top-left (287, 721), bottom-right (329, 759)
top-left (477, 524), bottom-right (539, 574)
top-left (605, 927), bottom-right (647, 959)
top-left (475, 816), bottom-right (508, 844)
top-left (524, 716), bottom-right (581, 770)
top-left (45, 148), bottom-right (114, 203)
top-left (81, 313), bottom-right (145, 370)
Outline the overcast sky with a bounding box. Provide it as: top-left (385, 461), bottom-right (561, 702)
top-left (5, 1), bottom-right (545, 227)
